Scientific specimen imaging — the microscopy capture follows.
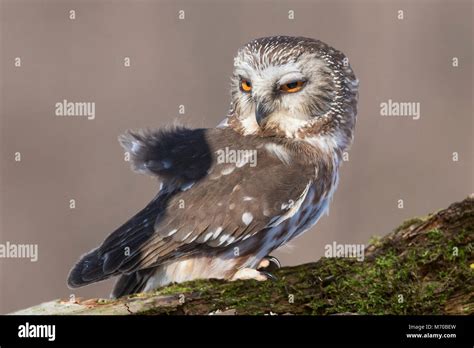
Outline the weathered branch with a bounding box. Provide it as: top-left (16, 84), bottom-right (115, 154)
top-left (11, 195), bottom-right (473, 315)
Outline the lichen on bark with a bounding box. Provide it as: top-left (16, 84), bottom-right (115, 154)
top-left (11, 195), bottom-right (473, 315)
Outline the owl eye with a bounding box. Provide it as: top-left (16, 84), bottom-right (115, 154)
top-left (240, 79), bottom-right (252, 92)
top-left (280, 80), bottom-right (305, 93)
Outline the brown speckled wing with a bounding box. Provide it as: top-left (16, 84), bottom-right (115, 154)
top-left (118, 128), bottom-right (315, 271)
top-left (68, 127), bottom-right (315, 287)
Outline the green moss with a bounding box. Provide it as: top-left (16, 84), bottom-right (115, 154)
top-left (427, 228), bottom-right (443, 240)
top-left (394, 217), bottom-right (424, 233)
top-left (303, 227), bottom-right (473, 315)
top-left (131, 220), bottom-right (472, 315)
top-left (368, 235), bottom-right (382, 247)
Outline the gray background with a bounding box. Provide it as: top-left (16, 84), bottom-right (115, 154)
top-left (1, 0), bottom-right (472, 313)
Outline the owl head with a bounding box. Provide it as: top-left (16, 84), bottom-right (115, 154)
top-left (226, 36), bottom-right (358, 153)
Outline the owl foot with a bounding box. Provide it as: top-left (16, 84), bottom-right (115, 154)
top-left (231, 268), bottom-right (268, 281)
top-left (229, 256), bottom-right (281, 282)
top-left (257, 255), bottom-right (281, 273)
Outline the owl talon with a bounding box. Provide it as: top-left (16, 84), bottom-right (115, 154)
top-left (257, 255), bottom-right (281, 273)
top-left (260, 271), bottom-right (278, 281)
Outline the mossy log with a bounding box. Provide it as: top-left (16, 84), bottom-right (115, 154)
top-left (12, 195), bottom-right (473, 315)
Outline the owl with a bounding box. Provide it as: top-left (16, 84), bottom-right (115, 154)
top-left (68, 36), bottom-right (358, 298)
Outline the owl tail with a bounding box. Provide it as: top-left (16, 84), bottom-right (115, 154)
top-left (118, 126), bottom-right (212, 182)
top-left (67, 248), bottom-right (114, 288)
top-left (111, 269), bottom-right (156, 298)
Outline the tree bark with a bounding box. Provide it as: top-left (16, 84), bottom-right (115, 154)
top-left (11, 195), bottom-right (473, 315)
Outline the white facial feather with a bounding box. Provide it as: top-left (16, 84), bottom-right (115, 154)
top-left (231, 53), bottom-right (338, 138)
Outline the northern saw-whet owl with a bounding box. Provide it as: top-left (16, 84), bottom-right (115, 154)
top-left (68, 36), bottom-right (358, 297)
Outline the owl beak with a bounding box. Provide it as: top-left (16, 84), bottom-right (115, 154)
top-left (255, 103), bottom-right (271, 127)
